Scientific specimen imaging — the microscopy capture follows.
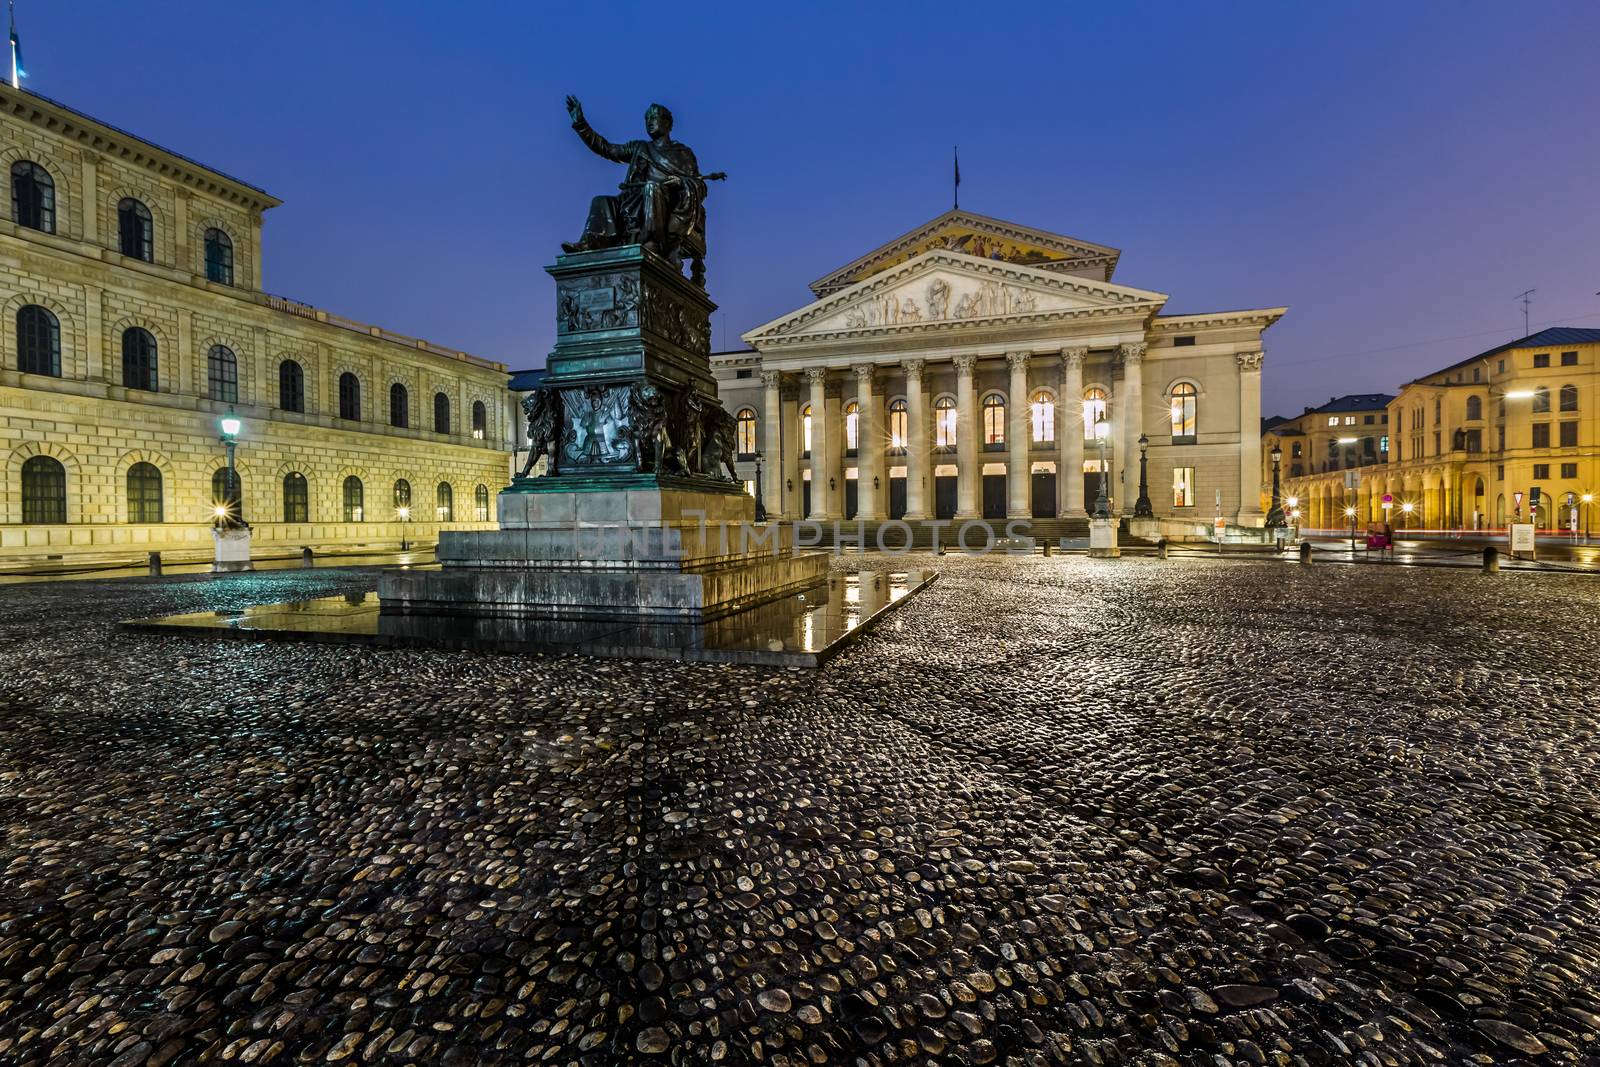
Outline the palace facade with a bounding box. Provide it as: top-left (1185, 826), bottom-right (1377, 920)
top-left (715, 211), bottom-right (1284, 527)
top-left (0, 84), bottom-right (512, 562)
top-left (1280, 328), bottom-right (1600, 532)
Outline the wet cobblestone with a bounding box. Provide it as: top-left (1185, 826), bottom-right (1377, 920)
top-left (1, 556), bottom-right (1598, 1066)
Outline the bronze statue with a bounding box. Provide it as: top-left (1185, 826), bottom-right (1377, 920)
top-left (698, 402), bottom-right (740, 481)
top-left (561, 96), bottom-right (725, 285)
top-left (517, 388), bottom-right (564, 479)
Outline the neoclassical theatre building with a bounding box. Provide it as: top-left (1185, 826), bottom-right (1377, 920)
top-left (715, 211), bottom-right (1285, 527)
top-left (0, 84), bottom-right (510, 562)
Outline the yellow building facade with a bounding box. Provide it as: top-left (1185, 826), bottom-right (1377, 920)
top-left (1278, 328), bottom-right (1600, 532)
top-left (0, 84), bottom-right (512, 563)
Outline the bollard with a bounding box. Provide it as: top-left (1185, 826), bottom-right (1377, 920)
top-left (1042, 541), bottom-right (1053, 557)
top-left (935, 543), bottom-right (946, 556)
top-left (1483, 546), bottom-right (1499, 573)
top-left (301, 546), bottom-right (315, 568)
top-left (1298, 542), bottom-right (1313, 565)
top-left (1157, 539), bottom-right (1169, 560)
top-left (147, 551), bottom-right (162, 576)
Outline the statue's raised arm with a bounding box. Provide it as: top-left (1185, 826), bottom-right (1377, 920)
top-left (559, 97), bottom-right (719, 287)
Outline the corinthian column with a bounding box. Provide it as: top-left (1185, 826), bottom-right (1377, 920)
top-left (852, 363), bottom-right (877, 521)
top-left (903, 358), bottom-right (927, 519)
top-left (1006, 352), bottom-right (1030, 518)
top-left (761, 370), bottom-right (783, 519)
top-left (1060, 347), bottom-right (1085, 515)
top-left (1237, 351), bottom-right (1265, 524)
top-left (1119, 342), bottom-right (1147, 516)
top-left (806, 366), bottom-right (831, 520)
top-left (954, 353), bottom-right (979, 519)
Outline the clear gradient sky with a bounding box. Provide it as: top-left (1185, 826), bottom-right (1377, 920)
top-left (19, 1), bottom-right (1599, 415)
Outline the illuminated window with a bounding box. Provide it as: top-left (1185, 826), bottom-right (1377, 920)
top-left (16, 304), bottom-right (60, 376)
top-left (1345, 415), bottom-right (1357, 426)
top-left (118, 198), bottom-right (153, 261)
top-left (472, 400), bottom-right (487, 439)
top-left (1173, 466), bottom-right (1195, 508)
top-left (342, 476), bottom-right (364, 522)
top-left (1083, 388), bottom-right (1107, 440)
top-left (888, 399), bottom-right (908, 452)
top-left (127, 462), bottom-right (162, 523)
top-left (394, 479), bottom-right (411, 510)
top-left (801, 404), bottom-right (812, 455)
top-left (982, 394), bottom-right (1004, 447)
top-left (282, 472), bottom-right (308, 522)
top-left (844, 400), bottom-right (860, 453)
top-left (1030, 390), bottom-right (1055, 443)
top-left (20, 455), bottom-right (65, 524)
top-left (736, 408), bottom-right (757, 457)
top-left (935, 396), bottom-right (957, 448)
top-left (474, 484), bottom-right (490, 521)
top-left (1170, 382), bottom-right (1197, 440)
top-left (436, 482), bottom-right (453, 521)
top-left (1327, 416), bottom-right (1339, 427)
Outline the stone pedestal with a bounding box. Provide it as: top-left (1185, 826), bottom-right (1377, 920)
top-left (380, 244), bottom-right (828, 625)
top-left (211, 526), bottom-right (253, 572)
top-left (1088, 517), bottom-right (1120, 558)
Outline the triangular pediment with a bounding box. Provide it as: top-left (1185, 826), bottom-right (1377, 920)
top-left (745, 250), bottom-right (1166, 347)
top-left (808, 210), bottom-right (1121, 297)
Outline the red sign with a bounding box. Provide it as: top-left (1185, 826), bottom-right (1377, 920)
top-left (1382, 493), bottom-right (1393, 503)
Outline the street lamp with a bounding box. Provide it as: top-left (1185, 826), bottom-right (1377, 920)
top-left (753, 450), bottom-right (768, 522)
top-left (1345, 506), bottom-right (1358, 551)
top-left (1133, 433), bottom-right (1153, 518)
top-left (216, 408), bottom-right (243, 529)
top-left (1400, 500), bottom-right (1414, 530)
top-left (398, 505), bottom-right (411, 552)
top-left (1091, 412), bottom-right (1111, 519)
top-left (1266, 444), bottom-right (1287, 527)
top-left (1583, 493), bottom-right (1593, 542)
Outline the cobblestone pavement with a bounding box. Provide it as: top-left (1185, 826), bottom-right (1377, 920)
top-left (2, 556), bottom-right (1598, 1067)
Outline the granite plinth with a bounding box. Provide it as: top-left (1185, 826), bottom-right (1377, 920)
top-left (125, 570), bottom-right (937, 668)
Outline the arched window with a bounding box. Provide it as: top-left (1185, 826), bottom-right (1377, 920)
top-left (934, 396), bottom-right (957, 448)
top-left (471, 400), bottom-right (487, 439)
top-left (1170, 382), bottom-right (1197, 441)
top-left (434, 392), bottom-right (451, 434)
top-left (207, 345), bottom-right (237, 403)
top-left (16, 304), bottom-right (60, 376)
top-left (11, 161), bottom-right (55, 233)
top-left (435, 482), bottom-right (453, 522)
top-left (127, 462), bottom-right (162, 523)
top-left (1030, 390), bottom-right (1055, 444)
top-left (800, 404), bottom-right (812, 456)
top-left (888, 399), bottom-right (908, 453)
top-left (735, 408), bottom-right (757, 457)
top-left (1466, 395), bottom-right (1482, 421)
top-left (338, 372), bottom-right (361, 420)
top-left (121, 327), bottom-right (158, 392)
top-left (117, 198), bottom-right (153, 261)
top-left (474, 483), bottom-right (490, 522)
top-left (282, 472), bottom-right (309, 522)
top-left (204, 228), bottom-right (233, 285)
top-left (1560, 384), bottom-right (1578, 412)
top-left (1532, 386), bottom-right (1550, 413)
top-left (390, 383), bottom-right (409, 427)
top-left (844, 400), bottom-right (860, 454)
top-left (20, 455), bottom-right (66, 523)
top-left (1083, 388), bottom-right (1108, 440)
top-left (278, 359), bottom-right (304, 412)
top-left (342, 475), bottom-right (364, 522)
top-left (393, 478), bottom-right (412, 511)
top-left (982, 393), bottom-right (1005, 448)
top-left (211, 467), bottom-right (243, 522)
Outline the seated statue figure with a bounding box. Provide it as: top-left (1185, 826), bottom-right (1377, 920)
top-left (561, 96), bottom-right (724, 284)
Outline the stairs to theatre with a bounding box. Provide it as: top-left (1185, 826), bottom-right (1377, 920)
top-left (781, 516), bottom-right (1092, 551)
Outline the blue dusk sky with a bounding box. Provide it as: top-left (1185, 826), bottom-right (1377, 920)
top-left (16, 0), bottom-right (1600, 415)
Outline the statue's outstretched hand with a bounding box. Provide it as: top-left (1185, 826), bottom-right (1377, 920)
top-left (565, 95), bottom-right (584, 125)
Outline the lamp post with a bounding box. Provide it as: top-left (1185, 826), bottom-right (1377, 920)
top-left (217, 408), bottom-right (242, 529)
top-left (754, 450), bottom-right (768, 522)
top-left (1583, 493), bottom-right (1593, 542)
top-left (398, 506), bottom-right (411, 552)
top-left (1092, 414), bottom-right (1111, 519)
top-left (1401, 500), bottom-right (1414, 530)
top-left (1345, 506), bottom-right (1358, 552)
top-left (1266, 444), bottom-right (1287, 527)
top-left (1133, 433), bottom-right (1153, 518)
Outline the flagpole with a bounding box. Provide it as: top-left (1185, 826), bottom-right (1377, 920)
top-left (8, 0), bottom-right (17, 90)
top-left (953, 146), bottom-right (960, 211)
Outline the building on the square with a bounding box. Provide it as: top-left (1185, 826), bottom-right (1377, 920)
top-left (1261, 393), bottom-right (1393, 519)
top-left (715, 210), bottom-right (1285, 527)
top-left (1279, 328), bottom-right (1600, 531)
top-left (0, 84), bottom-right (513, 562)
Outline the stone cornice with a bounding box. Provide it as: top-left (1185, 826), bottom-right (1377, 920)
top-left (0, 84), bottom-right (282, 213)
top-left (1153, 308), bottom-right (1288, 333)
top-left (807, 209), bottom-right (1121, 296)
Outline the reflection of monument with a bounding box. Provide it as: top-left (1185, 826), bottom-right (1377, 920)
top-left (381, 98), bottom-right (824, 624)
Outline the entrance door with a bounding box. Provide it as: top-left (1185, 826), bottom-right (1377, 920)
top-left (1031, 472), bottom-right (1057, 518)
top-left (981, 475), bottom-right (1006, 519)
top-left (802, 479), bottom-right (812, 518)
top-left (845, 479), bottom-right (858, 519)
top-left (889, 476), bottom-right (906, 519)
top-left (934, 476), bottom-right (957, 519)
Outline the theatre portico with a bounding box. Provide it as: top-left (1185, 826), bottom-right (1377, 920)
top-left (716, 211), bottom-right (1285, 529)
